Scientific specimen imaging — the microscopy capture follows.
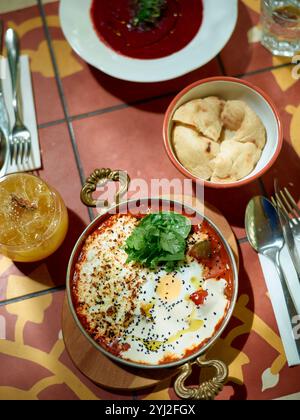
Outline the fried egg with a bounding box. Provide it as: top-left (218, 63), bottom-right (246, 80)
top-left (73, 213), bottom-right (231, 365)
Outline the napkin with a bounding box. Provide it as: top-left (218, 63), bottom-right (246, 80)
top-left (259, 239), bottom-right (300, 367)
top-left (0, 55), bottom-right (41, 173)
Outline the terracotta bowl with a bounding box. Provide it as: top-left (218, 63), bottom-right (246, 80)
top-left (163, 77), bottom-right (283, 189)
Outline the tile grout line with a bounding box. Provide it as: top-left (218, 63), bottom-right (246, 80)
top-left (217, 53), bottom-right (227, 76)
top-left (0, 285), bottom-right (66, 308)
top-left (69, 91), bottom-right (176, 122)
top-left (36, 0), bottom-right (94, 222)
top-left (235, 62), bottom-right (294, 79)
top-left (35, 62), bottom-right (294, 130)
top-left (38, 118), bottom-right (67, 130)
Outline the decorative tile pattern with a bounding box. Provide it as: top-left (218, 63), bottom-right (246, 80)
top-left (0, 0), bottom-right (300, 400)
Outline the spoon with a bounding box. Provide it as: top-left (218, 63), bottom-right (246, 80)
top-left (245, 196), bottom-right (300, 354)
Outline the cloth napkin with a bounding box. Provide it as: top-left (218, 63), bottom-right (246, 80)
top-left (0, 55), bottom-right (41, 173)
top-left (259, 239), bottom-right (300, 367)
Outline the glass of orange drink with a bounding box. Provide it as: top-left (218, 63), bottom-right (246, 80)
top-left (0, 173), bottom-right (68, 262)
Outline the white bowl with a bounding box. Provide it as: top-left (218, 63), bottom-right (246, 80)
top-left (59, 0), bottom-right (238, 83)
top-left (163, 77), bottom-right (283, 188)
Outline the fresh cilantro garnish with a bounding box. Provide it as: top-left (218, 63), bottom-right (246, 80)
top-left (124, 212), bottom-right (192, 271)
top-left (131, 0), bottom-right (167, 28)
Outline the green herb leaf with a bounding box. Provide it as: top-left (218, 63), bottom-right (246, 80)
top-left (124, 212), bottom-right (191, 271)
top-left (131, 0), bottom-right (167, 28)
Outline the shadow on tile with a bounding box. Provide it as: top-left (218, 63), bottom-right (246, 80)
top-left (87, 59), bottom-right (222, 113)
top-left (199, 181), bottom-right (262, 237)
top-left (262, 138), bottom-right (300, 200)
top-left (220, 0), bottom-right (254, 76)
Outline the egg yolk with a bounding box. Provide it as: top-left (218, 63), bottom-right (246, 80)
top-left (157, 275), bottom-right (182, 301)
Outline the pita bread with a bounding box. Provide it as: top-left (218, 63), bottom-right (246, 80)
top-left (171, 97), bottom-right (266, 183)
top-left (222, 100), bottom-right (266, 150)
top-left (172, 96), bottom-right (223, 141)
top-left (221, 100), bottom-right (245, 131)
top-left (173, 125), bottom-right (220, 180)
top-left (211, 140), bottom-right (262, 183)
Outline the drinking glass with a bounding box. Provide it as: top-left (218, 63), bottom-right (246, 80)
top-left (261, 0), bottom-right (300, 56)
top-left (0, 173), bottom-right (69, 262)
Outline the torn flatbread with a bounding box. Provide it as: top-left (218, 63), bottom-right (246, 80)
top-left (210, 140), bottom-right (262, 183)
top-left (173, 96), bottom-right (224, 141)
top-left (173, 125), bottom-right (220, 180)
top-left (221, 100), bottom-right (266, 150)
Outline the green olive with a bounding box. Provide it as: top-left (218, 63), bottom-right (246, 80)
top-left (191, 240), bottom-right (212, 259)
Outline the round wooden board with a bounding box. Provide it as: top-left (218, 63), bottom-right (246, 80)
top-left (62, 197), bottom-right (239, 391)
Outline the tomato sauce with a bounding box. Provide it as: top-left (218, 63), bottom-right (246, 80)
top-left (192, 220), bottom-right (234, 300)
top-left (90, 0), bottom-right (203, 59)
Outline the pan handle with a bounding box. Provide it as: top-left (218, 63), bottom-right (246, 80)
top-left (174, 357), bottom-right (228, 400)
top-left (80, 168), bottom-right (130, 208)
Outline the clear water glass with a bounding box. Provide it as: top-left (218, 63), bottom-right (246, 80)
top-left (261, 0), bottom-right (300, 56)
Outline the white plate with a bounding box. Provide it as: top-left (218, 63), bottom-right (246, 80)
top-left (59, 0), bottom-right (238, 83)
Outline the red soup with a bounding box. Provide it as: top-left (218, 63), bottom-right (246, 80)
top-left (90, 0), bottom-right (204, 59)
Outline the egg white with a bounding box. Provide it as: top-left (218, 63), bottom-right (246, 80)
top-left (120, 261), bottom-right (229, 365)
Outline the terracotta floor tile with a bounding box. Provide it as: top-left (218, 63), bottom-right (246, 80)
top-left (37, 123), bottom-right (89, 224)
top-left (220, 1), bottom-right (275, 76)
top-left (242, 70), bottom-right (299, 112)
top-left (262, 138), bottom-right (300, 202)
top-left (73, 97), bottom-right (184, 183)
top-left (0, 124), bottom-right (89, 301)
top-left (238, 242), bottom-right (278, 329)
top-left (44, 2), bottom-right (221, 118)
top-left (240, 71), bottom-right (300, 198)
top-left (204, 182), bottom-right (262, 240)
top-left (2, 5), bottom-right (64, 125)
top-left (72, 98), bottom-right (261, 239)
top-left (0, 291), bottom-right (134, 400)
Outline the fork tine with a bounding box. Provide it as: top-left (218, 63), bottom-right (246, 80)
top-left (274, 193), bottom-right (291, 221)
top-left (271, 196), bottom-right (278, 209)
top-left (15, 139), bottom-right (21, 165)
top-left (279, 189), bottom-right (299, 221)
top-left (26, 140), bottom-right (31, 162)
top-left (20, 139), bottom-right (25, 165)
top-left (284, 187), bottom-right (300, 218)
top-left (10, 140), bottom-right (15, 165)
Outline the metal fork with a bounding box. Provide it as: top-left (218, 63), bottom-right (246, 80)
top-left (273, 179), bottom-right (300, 241)
top-left (5, 28), bottom-right (31, 165)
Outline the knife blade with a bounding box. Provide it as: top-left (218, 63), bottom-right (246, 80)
top-left (275, 180), bottom-right (300, 282)
top-left (0, 20), bottom-right (10, 176)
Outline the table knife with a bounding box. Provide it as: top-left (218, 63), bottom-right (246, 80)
top-left (0, 20), bottom-right (10, 176)
top-left (275, 183), bottom-right (300, 282)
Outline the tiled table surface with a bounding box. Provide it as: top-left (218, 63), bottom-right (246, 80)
top-left (0, 0), bottom-right (300, 400)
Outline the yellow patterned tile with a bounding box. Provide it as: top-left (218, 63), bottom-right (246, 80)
top-left (242, 0), bottom-right (261, 14)
top-left (0, 0), bottom-right (56, 14)
top-left (6, 264), bottom-right (54, 301)
top-left (272, 57), bottom-right (297, 91)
